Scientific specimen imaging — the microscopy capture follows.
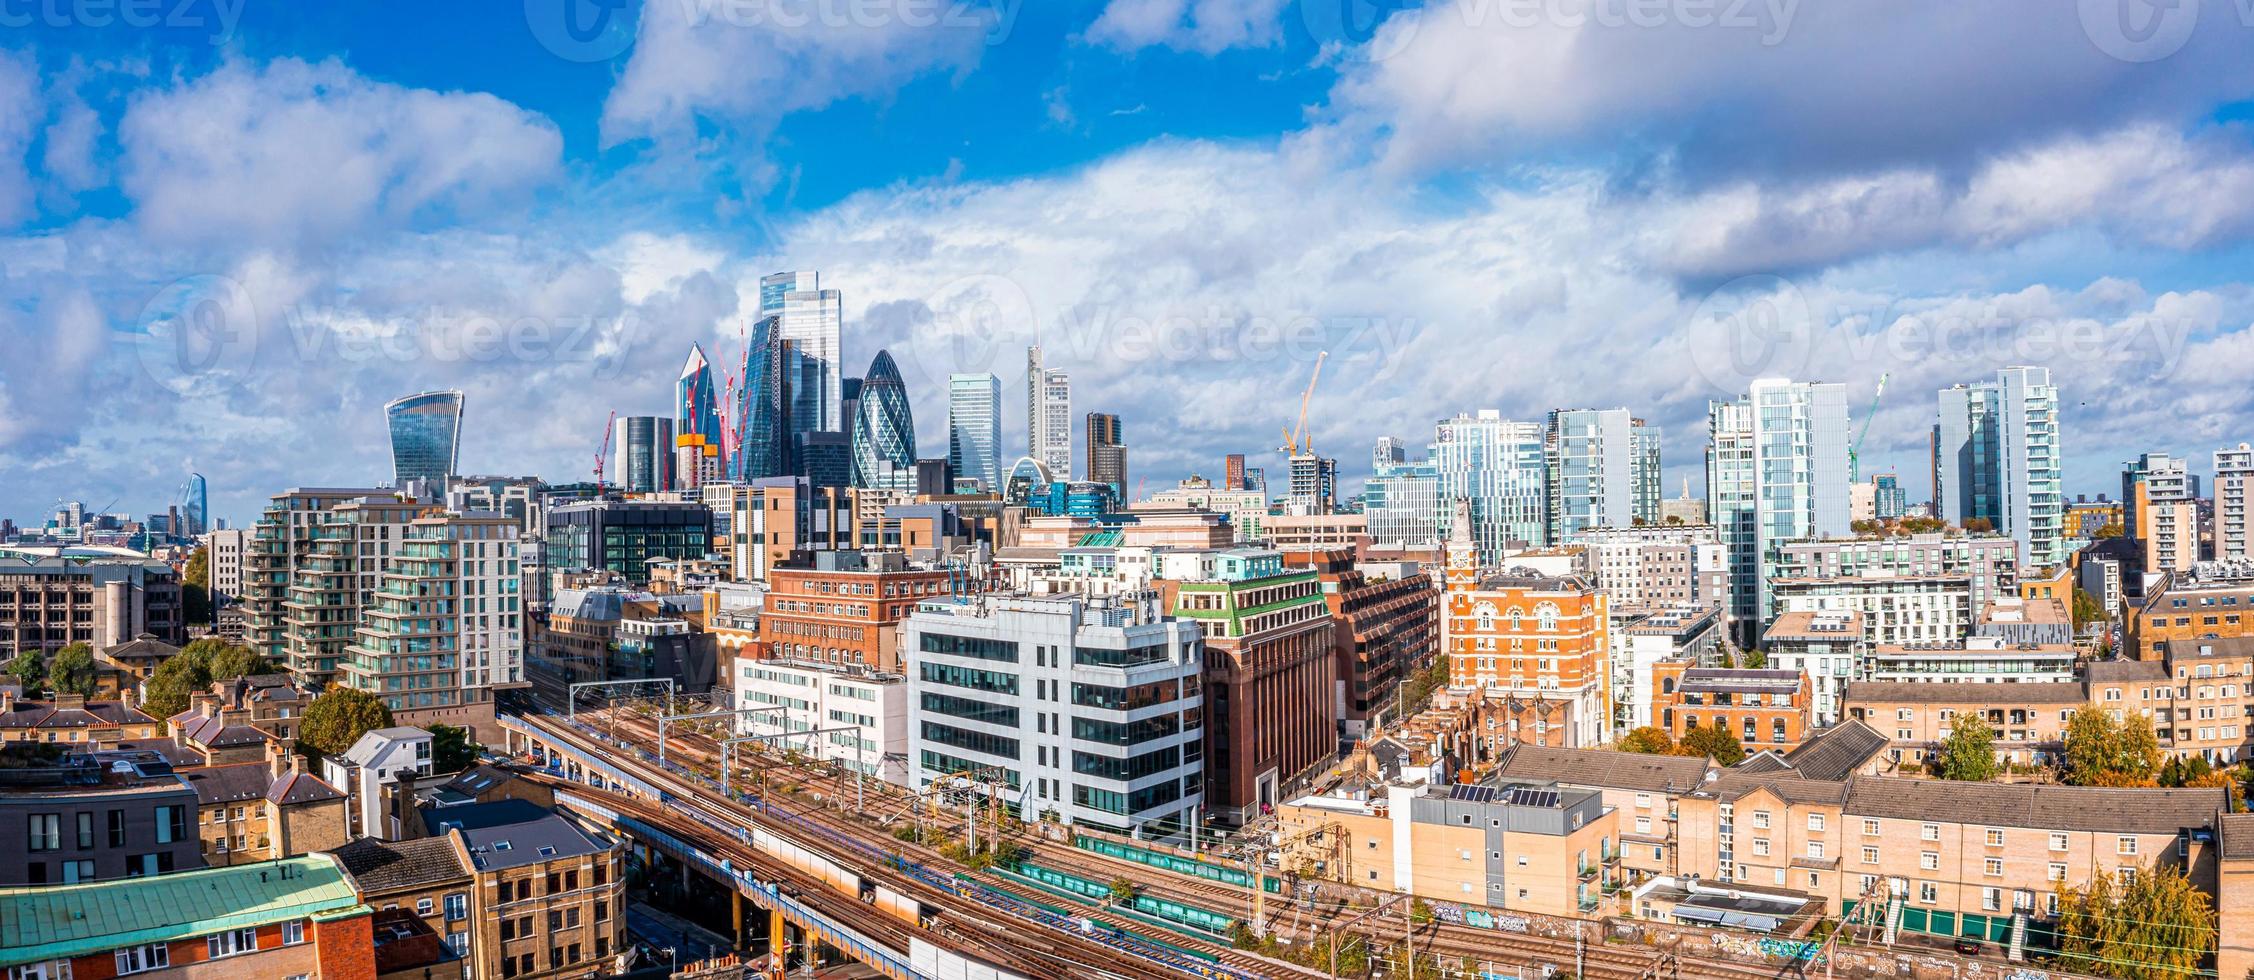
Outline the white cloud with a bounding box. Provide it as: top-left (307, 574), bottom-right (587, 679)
top-left (0, 51), bottom-right (40, 227)
top-left (1324, 0), bottom-right (2254, 179)
top-left (1085, 0), bottom-right (1290, 54)
top-left (116, 58), bottom-right (562, 247)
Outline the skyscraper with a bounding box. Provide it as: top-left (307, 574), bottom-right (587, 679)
top-left (733, 315), bottom-right (787, 482)
top-left (2219, 443), bottom-right (2253, 562)
top-left (850, 349), bottom-right (917, 489)
top-left (1543, 408), bottom-right (1641, 541)
top-left (1026, 346), bottom-right (1072, 478)
top-left (384, 389), bottom-right (464, 488)
top-left (1432, 411), bottom-right (1547, 561)
top-left (1085, 412), bottom-right (1126, 494)
top-left (763, 270), bottom-right (843, 443)
top-left (1287, 454), bottom-right (1337, 514)
top-left (1937, 366), bottom-right (2064, 569)
top-left (1225, 453), bottom-right (1247, 491)
top-left (1707, 378), bottom-right (1851, 636)
top-left (1632, 418), bottom-right (1662, 526)
top-left (676, 343), bottom-right (723, 480)
top-left (948, 373), bottom-right (1002, 492)
top-left (612, 416), bottom-right (675, 493)
top-left (1366, 440), bottom-right (1441, 546)
top-left (177, 473), bottom-right (209, 537)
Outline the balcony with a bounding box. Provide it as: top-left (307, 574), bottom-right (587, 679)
top-left (1578, 863), bottom-right (1599, 881)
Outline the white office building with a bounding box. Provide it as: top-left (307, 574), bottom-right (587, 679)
top-left (735, 659), bottom-right (909, 785)
top-left (904, 592), bottom-right (1204, 838)
top-left (1027, 347), bottom-right (1073, 480)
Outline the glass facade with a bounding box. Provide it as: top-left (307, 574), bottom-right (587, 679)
top-left (1938, 367), bottom-right (2063, 569)
top-left (733, 315), bottom-right (787, 481)
top-left (849, 350), bottom-right (917, 488)
top-left (676, 343), bottom-right (722, 479)
top-left (384, 390), bottom-right (463, 487)
top-left (1434, 411), bottom-right (1548, 561)
top-left (948, 373), bottom-right (1002, 492)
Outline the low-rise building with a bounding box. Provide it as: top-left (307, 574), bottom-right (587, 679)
top-left (1488, 744), bottom-right (1715, 878)
top-left (2128, 560), bottom-right (2254, 661)
top-left (324, 727), bottom-right (436, 841)
top-left (1762, 611), bottom-right (1864, 727)
top-left (0, 691), bottom-right (161, 746)
top-left (733, 657), bottom-right (908, 785)
top-left (1865, 636), bottom-right (2077, 684)
top-left (759, 551), bottom-right (953, 674)
top-left (0, 854), bottom-right (377, 980)
top-left (181, 740), bottom-right (347, 866)
top-left (0, 743), bottom-right (202, 885)
top-left (1842, 680), bottom-right (2085, 768)
top-left (1611, 605), bottom-right (1723, 733)
top-left (1771, 575), bottom-right (1977, 648)
top-left (428, 799), bottom-right (628, 980)
top-left (332, 834), bottom-right (477, 967)
top-left (1444, 500), bottom-right (1613, 750)
top-left (1977, 596), bottom-right (2073, 646)
top-left (2087, 636), bottom-right (2254, 764)
top-left (1651, 665), bottom-right (1813, 751)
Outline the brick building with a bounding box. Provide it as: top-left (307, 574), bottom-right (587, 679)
top-left (1842, 680), bottom-right (2086, 769)
top-left (759, 551), bottom-right (954, 673)
top-left (333, 834), bottom-right (477, 967)
top-left (1650, 664), bottom-right (1813, 751)
top-left (180, 738), bottom-right (347, 867)
top-left (1281, 547), bottom-right (1437, 738)
top-left (433, 800), bottom-right (627, 980)
top-left (1443, 501), bottom-right (1612, 747)
top-left (2127, 560), bottom-right (2254, 661)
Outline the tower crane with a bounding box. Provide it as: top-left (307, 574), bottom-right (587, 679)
top-left (1277, 350), bottom-right (1329, 456)
top-left (593, 410), bottom-right (616, 495)
top-left (1848, 372), bottom-right (1888, 482)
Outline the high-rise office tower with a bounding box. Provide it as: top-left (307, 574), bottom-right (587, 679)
top-left (1026, 346), bottom-right (1072, 479)
top-left (384, 389), bottom-right (464, 488)
top-left (1873, 473), bottom-right (1907, 520)
top-left (1432, 411), bottom-right (1547, 561)
top-left (762, 271), bottom-right (843, 444)
top-left (178, 473), bottom-right (209, 537)
top-left (733, 315), bottom-right (787, 482)
top-left (1086, 412), bottom-right (1127, 494)
top-left (676, 343), bottom-right (724, 481)
top-left (612, 416), bottom-right (675, 494)
top-left (2219, 443), bottom-right (2253, 562)
top-left (850, 350), bottom-right (917, 489)
top-left (1224, 453), bottom-right (1247, 491)
top-left (1707, 379), bottom-right (1851, 636)
top-left (1373, 437), bottom-right (1406, 472)
top-left (948, 374), bottom-right (1002, 492)
top-left (1543, 408), bottom-right (1641, 541)
top-left (1366, 440), bottom-right (1441, 546)
top-left (1632, 418), bottom-right (1662, 526)
top-left (1936, 367), bottom-right (2064, 569)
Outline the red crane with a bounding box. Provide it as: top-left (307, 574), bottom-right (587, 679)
top-left (593, 410), bottom-right (616, 495)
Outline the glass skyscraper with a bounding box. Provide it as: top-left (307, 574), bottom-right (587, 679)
top-left (732, 315), bottom-right (787, 482)
top-left (1707, 379), bottom-right (1851, 636)
top-left (949, 373), bottom-right (1002, 492)
top-left (613, 415), bottom-right (674, 493)
top-left (1432, 411), bottom-right (1548, 561)
top-left (849, 350), bottom-right (917, 488)
top-left (178, 473), bottom-right (209, 536)
top-left (384, 389), bottom-right (464, 488)
top-left (1937, 366), bottom-right (2063, 569)
top-left (762, 270), bottom-right (843, 445)
top-left (676, 343), bottom-right (722, 479)
top-left (1027, 346), bottom-right (1072, 478)
top-left (1543, 408), bottom-right (1642, 541)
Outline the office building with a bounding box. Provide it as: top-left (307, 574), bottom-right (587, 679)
top-left (0, 545), bottom-right (186, 655)
top-left (386, 390), bottom-right (466, 489)
top-left (1936, 367), bottom-right (2065, 569)
top-left (1613, 605), bottom-right (1725, 731)
top-left (764, 270), bottom-right (844, 443)
top-left (903, 592), bottom-right (1205, 838)
top-left (1773, 575), bottom-right (1977, 647)
top-left (1365, 454), bottom-right (1443, 547)
top-left (676, 343), bottom-right (724, 484)
top-left (1543, 408), bottom-right (1646, 541)
top-left (2219, 443), bottom-right (2252, 562)
top-left (609, 415), bottom-right (674, 494)
top-left (948, 373), bottom-right (1002, 493)
top-left (1086, 412), bottom-right (1127, 494)
top-left (703, 478), bottom-right (856, 582)
top-left (1442, 501), bottom-right (1612, 747)
top-left (1873, 473), bottom-right (1906, 521)
top-left (1434, 411), bottom-right (1548, 561)
top-left (1225, 453), bottom-right (1248, 491)
top-left (543, 500), bottom-right (710, 585)
top-left (200, 527), bottom-right (251, 603)
top-left (795, 430), bottom-right (853, 490)
top-left (1027, 346), bottom-right (1072, 479)
top-left (732, 313), bottom-right (788, 482)
top-left (1707, 379), bottom-right (1851, 638)
top-left (850, 350), bottom-right (918, 489)
top-left (734, 657), bottom-right (908, 784)
top-left (179, 472), bottom-right (209, 537)
top-left (1287, 453), bottom-right (1338, 514)
top-left (1281, 547), bottom-right (1438, 737)
top-left (758, 551), bottom-right (953, 674)
top-left (1144, 476), bottom-right (1269, 542)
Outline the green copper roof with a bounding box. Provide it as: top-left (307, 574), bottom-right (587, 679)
top-left (0, 855), bottom-right (368, 967)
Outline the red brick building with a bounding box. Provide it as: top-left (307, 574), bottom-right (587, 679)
top-left (1282, 547), bottom-right (1438, 737)
top-left (758, 551), bottom-right (955, 673)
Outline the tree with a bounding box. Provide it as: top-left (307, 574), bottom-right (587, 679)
top-left (46, 644), bottom-right (97, 698)
top-left (1851, 518), bottom-right (1884, 537)
top-left (139, 639), bottom-right (270, 719)
top-left (3, 649), bottom-right (45, 691)
top-left (1107, 876), bottom-right (1136, 904)
top-left (1617, 726), bottom-right (1676, 755)
top-left (2071, 587), bottom-right (2110, 628)
top-left (2063, 708), bottom-right (2162, 787)
top-left (1963, 516), bottom-right (1995, 533)
top-left (1741, 650), bottom-right (1768, 669)
top-left (1931, 710), bottom-right (2001, 781)
top-left (181, 546), bottom-right (213, 625)
top-left (1664, 514), bottom-right (1685, 525)
top-left (2092, 521), bottom-right (2125, 539)
top-left (429, 724), bottom-right (481, 773)
top-left (1679, 722), bottom-right (1745, 766)
top-left (299, 686), bottom-right (396, 758)
top-left (2052, 864), bottom-right (2214, 979)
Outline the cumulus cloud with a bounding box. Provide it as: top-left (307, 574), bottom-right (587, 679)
top-left (0, 51), bottom-right (40, 227)
top-left (1323, 0), bottom-right (2254, 180)
top-left (1084, 0), bottom-right (1291, 54)
top-left (117, 58), bottom-right (562, 247)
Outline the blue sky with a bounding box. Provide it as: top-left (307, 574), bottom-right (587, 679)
top-left (3, 0), bottom-right (2254, 526)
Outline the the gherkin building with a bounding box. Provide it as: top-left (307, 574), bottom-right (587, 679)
top-left (849, 350), bottom-right (917, 488)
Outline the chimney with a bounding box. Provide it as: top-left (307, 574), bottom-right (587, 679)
top-left (55, 692), bottom-right (87, 710)
top-left (268, 737), bottom-right (294, 780)
top-left (119, 686), bottom-right (137, 714)
top-left (0, 689), bottom-right (12, 713)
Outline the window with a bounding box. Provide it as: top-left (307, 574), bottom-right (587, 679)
top-left (1753, 810), bottom-right (1771, 830)
top-left (1752, 839), bottom-right (1771, 856)
top-left (1986, 829), bottom-right (2005, 846)
top-left (1982, 887), bottom-right (2001, 911)
top-left (1984, 858), bottom-right (2003, 877)
top-left (1808, 813), bottom-right (1826, 832)
top-left (417, 898), bottom-right (435, 916)
top-left (445, 893), bottom-right (468, 921)
top-left (2050, 832), bottom-right (2069, 851)
top-left (207, 928), bottom-right (258, 958)
top-left (1862, 818), bottom-right (1880, 836)
top-left (2048, 863), bottom-right (2067, 882)
top-left (75, 812), bottom-right (92, 850)
top-left (26, 813), bottom-right (59, 852)
top-left (1919, 882), bottom-right (1938, 904)
top-left (114, 943), bottom-right (170, 975)
top-left (1635, 816), bottom-right (1652, 834)
top-left (2118, 836), bottom-right (2139, 856)
top-left (1862, 847), bottom-right (1879, 865)
top-left (1921, 823), bottom-right (1940, 842)
top-left (283, 921), bottom-right (305, 946)
top-left (1921, 852), bottom-right (1940, 871)
top-left (1807, 841), bottom-right (1826, 860)
top-left (108, 809), bottom-right (125, 847)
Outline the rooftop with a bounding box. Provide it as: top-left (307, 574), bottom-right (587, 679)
top-left (1494, 744), bottom-right (1714, 794)
top-left (332, 836), bottom-right (472, 895)
top-left (1843, 777), bottom-right (2226, 835)
top-left (0, 855), bottom-right (366, 968)
top-left (424, 800), bottom-right (617, 871)
top-left (1779, 721), bottom-right (1890, 782)
top-left (1762, 610), bottom-right (1864, 642)
top-left (1677, 668), bottom-right (1802, 695)
top-left (1842, 680), bottom-right (2087, 705)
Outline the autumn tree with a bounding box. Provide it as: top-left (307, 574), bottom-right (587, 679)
top-left (46, 644), bottom-right (98, 698)
top-left (1931, 710), bottom-right (2001, 781)
top-left (2052, 864), bottom-right (2213, 979)
top-left (2071, 587), bottom-right (2111, 628)
top-left (1679, 722), bottom-right (1745, 766)
top-left (2063, 708), bottom-right (2162, 787)
top-left (1617, 726), bottom-right (1676, 755)
top-left (300, 686), bottom-right (396, 758)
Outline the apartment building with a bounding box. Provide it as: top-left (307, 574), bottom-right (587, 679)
top-left (1674, 772), bottom-right (2224, 955)
top-left (703, 478), bottom-right (856, 582)
top-left (0, 545), bottom-right (187, 656)
top-left (2125, 452), bottom-right (2198, 580)
top-left (2128, 560), bottom-right (2254, 660)
top-left (760, 551), bottom-right (953, 673)
top-left (1277, 776), bottom-right (1620, 919)
top-left (1569, 524), bottom-right (1730, 610)
top-left (285, 495), bottom-right (423, 692)
top-left (733, 657), bottom-right (908, 785)
top-left (1935, 367), bottom-right (2066, 570)
top-left (1650, 664), bottom-right (1813, 751)
top-left (2220, 443), bottom-right (2252, 563)
top-left (1865, 636), bottom-right (2077, 684)
top-left (0, 854), bottom-right (377, 980)
top-left (0, 692), bottom-right (161, 746)
top-left (2087, 636), bottom-right (2254, 764)
top-left (1762, 611), bottom-right (1864, 727)
top-left (1842, 680), bottom-right (2086, 768)
top-left (431, 800), bottom-right (627, 980)
top-left (333, 834), bottom-right (477, 966)
top-left (1771, 575), bottom-right (1975, 647)
top-left (179, 739), bottom-right (347, 867)
top-left (903, 592), bottom-right (1206, 837)
top-left (1281, 547), bottom-right (1437, 737)
top-left (0, 744), bottom-right (203, 885)
top-left (243, 488), bottom-right (393, 664)
top-left (1445, 503), bottom-right (1612, 748)
top-left (1489, 744), bottom-right (1717, 878)
top-left (1764, 533), bottom-right (2017, 625)
top-left (343, 513), bottom-right (526, 739)
top-left (1611, 605), bottom-right (1724, 732)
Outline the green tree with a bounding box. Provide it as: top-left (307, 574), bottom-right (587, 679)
top-left (1931, 710), bottom-right (2002, 781)
top-left (2071, 587), bottom-right (2111, 628)
top-left (1679, 722), bottom-right (1745, 766)
top-left (1741, 649), bottom-right (1768, 669)
top-left (181, 546), bottom-right (213, 625)
top-left (1617, 726), bottom-right (1676, 755)
top-left (2052, 864), bottom-right (2213, 979)
top-left (429, 724), bottom-right (481, 773)
top-left (1107, 876), bottom-right (1136, 904)
top-left (2063, 708), bottom-right (2163, 787)
top-left (138, 639), bottom-right (270, 719)
top-left (299, 686), bottom-right (396, 758)
top-left (46, 644), bottom-right (97, 698)
top-left (3, 649), bottom-right (46, 691)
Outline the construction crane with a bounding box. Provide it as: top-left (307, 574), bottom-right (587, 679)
top-left (1848, 371), bottom-right (1888, 483)
top-left (593, 410), bottom-right (616, 495)
top-left (1277, 350), bottom-right (1329, 456)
